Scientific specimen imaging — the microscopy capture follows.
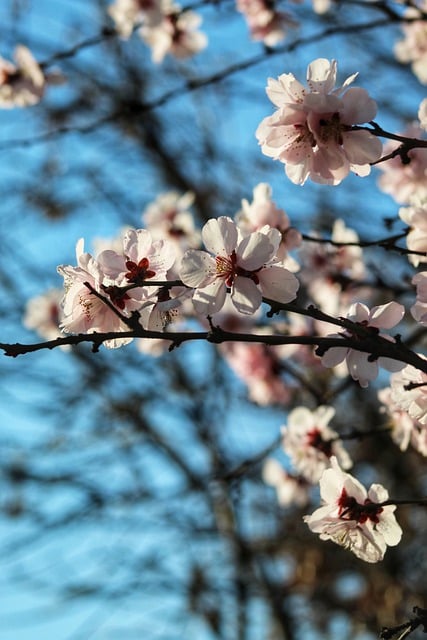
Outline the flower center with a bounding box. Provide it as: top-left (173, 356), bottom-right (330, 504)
top-left (215, 250), bottom-right (260, 287)
top-left (306, 428), bottom-right (333, 457)
top-left (125, 257), bottom-right (156, 285)
top-left (318, 112), bottom-right (343, 146)
top-left (337, 488), bottom-right (383, 524)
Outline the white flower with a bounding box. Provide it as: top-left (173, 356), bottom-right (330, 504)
top-left (411, 270), bottom-right (427, 324)
top-left (394, 2), bottom-right (427, 85)
top-left (263, 458), bottom-right (309, 507)
top-left (389, 359), bottom-right (427, 426)
top-left (140, 1), bottom-right (207, 63)
top-left (23, 289), bottom-right (65, 342)
top-left (399, 195), bottom-right (427, 266)
top-left (418, 98), bottom-right (427, 131)
top-left (378, 386), bottom-right (427, 456)
top-left (320, 301), bottom-right (405, 387)
top-left (281, 406), bottom-right (352, 483)
top-left (108, 0), bottom-right (162, 37)
top-left (256, 58), bottom-right (382, 185)
top-left (304, 457), bottom-right (402, 563)
top-left (180, 216), bottom-right (299, 315)
top-left (0, 46), bottom-right (45, 108)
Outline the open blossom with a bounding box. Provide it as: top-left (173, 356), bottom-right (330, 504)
top-left (389, 359), bottom-right (427, 426)
top-left (281, 406), bottom-right (352, 483)
top-left (376, 126), bottom-right (427, 203)
top-left (419, 98), bottom-right (427, 131)
top-left (256, 58), bottom-right (382, 185)
top-left (0, 46), bottom-right (48, 108)
top-left (23, 289), bottom-right (65, 342)
top-left (236, 183), bottom-right (301, 266)
top-left (411, 270), bottom-right (427, 323)
top-left (180, 216), bottom-right (299, 315)
top-left (142, 191), bottom-right (200, 253)
top-left (263, 458), bottom-right (310, 507)
top-left (394, 1), bottom-right (427, 84)
top-left (140, 0), bottom-right (207, 63)
top-left (57, 230), bottom-right (175, 348)
top-left (304, 457), bottom-right (402, 563)
top-left (320, 302), bottom-right (405, 387)
top-left (399, 195), bottom-right (427, 266)
top-left (236, 0), bottom-right (297, 46)
top-left (108, 0), bottom-right (163, 37)
top-left (378, 386), bottom-right (427, 456)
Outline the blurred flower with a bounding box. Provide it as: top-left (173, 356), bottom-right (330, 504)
top-left (395, 1), bottom-right (427, 84)
top-left (180, 216), bottom-right (299, 315)
top-left (389, 358), bottom-right (427, 426)
top-left (304, 457), bottom-right (402, 563)
top-left (412, 270), bottom-right (427, 323)
top-left (256, 58), bottom-right (382, 185)
top-left (378, 386), bottom-right (427, 456)
top-left (108, 0), bottom-right (162, 37)
top-left (281, 405), bottom-right (352, 483)
top-left (23, 288), bottom-right (65, 342)
top-left (376, 125), bottom-right (427, 204)
top-left (236, 182), bottom-right (301, 266)
top-left (140, 0), bottom-right (207, 63)
top-left (320, 301), bottom-right (405, 387)
top-left (236, 0), bottom-right (297, 46)
top-left (263, 458), bottom-right (310, 507)
top-left (0, 46), bottom-right (46, 108)
top-left (399, 195), bottom-right (427, 266)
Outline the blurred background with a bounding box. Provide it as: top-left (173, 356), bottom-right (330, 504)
top-left (0, 0), bottom-right (426, 638)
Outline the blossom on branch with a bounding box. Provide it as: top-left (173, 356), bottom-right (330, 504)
top-left (304, 457), bottom-right (402, 563)
top-left (411, 270), bottom-right (427, 323)
top-left (57, 230), bottom-right (176, 348)
top-left (281, 405), bottom-right (352, 483)
top-left (263, 458), bottom-right (310, 507)
top-left (378, 386), bottom-right (427, 456)
top-left (399, 196), bottom-right (427, 266)
top-left (140, 0), bottom-right (207, 63)
top-left (394, 1), bottom-right (427, 85)
top-left (23, 289), bottom-right (65, 342)
top-left (179, 216), bottom-right (299, 315)
top-left (256, 58), bottom-right (382, 185)
top-left (108, 0), bottom-right (162, 37)
top-left (389, 359), bottom-right (427, 427)
top-left (320, 301), bottom-right (405, 387)
top-left (0, 46), bottom-right (48, 108)
top-left (236, 0), bottom-right (297, 46)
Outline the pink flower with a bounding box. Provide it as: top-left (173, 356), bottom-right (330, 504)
top-left (399, 196), bottom-right (427, 266)
top-left (394, 1), bottom-right (427, 85)
top-left (256, 58), bottom-right (382, 185)
top-left (263, 458), bottom-right (310, 507)
top-left (140, 1), bottom-right (207, 63)
top-left (142, 191), bottom-right (200, 254)
top-left (23, 289), bottom-right (65, 342)
top-left (389, 359), bottom-right (427, 426)
top-left (281, 406), bottom-right (352, 483)
top-left (236, 182), bottom-right (301, 265)
top-left (304, 457), bottom-right (402, 563)
top-left (57, 230), bottom-right (176, 348)
top-left (180, 216), bottom-right (299, 315)
top-left (376, 125), bottom-right (427, 204)
top-left (236, 0), bottom-right (297, 46)
top-left (320, 301), bottom-right (405, 387)
top-left (411, 271), bottom-right (427, 324)
top-left (378, 386), bottom-right (427, 456)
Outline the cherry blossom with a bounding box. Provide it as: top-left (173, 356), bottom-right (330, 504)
top-left (256, 58), bottom-right (382, 185)
top-left (399, 195), bottom-right (427, 266)
top-left (236, 182), bottom-right (301, 266)
top-left (140, 0), bottom-right (207, 63)
top-left (23, 289), bottom-right (65, 342)
top-left (262, 458), bottom-right (310, 507)
top-left (0, 46), bottom-right (47, 108)
top-left (236, 0), bottom-right (297, 46)
top-left (57, 230), bottom-right (176, 348)
top-left (411, 271), bottom-right (427, 324)
top-left (376, 126), bottom-right (427, 204)
top-left (389, 359), bottom-right (427, 426)
top-left (281, 406), bottom-right (352, 483)
top-left (378, 386), bottom-right (427, 456)
top-left (394, 1), bottom-right (427, 85)
top-left (304, 457), bottom-right (402, 562)
top-left (108, 0), bottom-right (162, 37)
top-left (419, 98), bottom-right (427, 131)
top-left (320, 301), bottom-right (405, 387)
top-left (180, 216), bottom-right (299, 315)
top-left (142, 191), bottom-right (200, 254)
